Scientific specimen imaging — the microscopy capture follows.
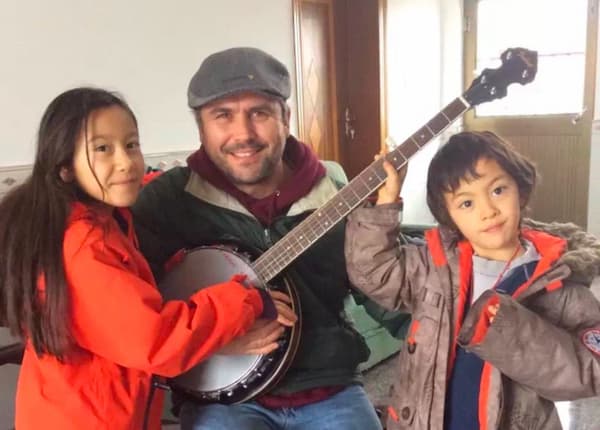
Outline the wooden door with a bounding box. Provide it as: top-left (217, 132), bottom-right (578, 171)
top-left (293, 0), bottom-right (385, 179)
top-left (463, 0), bottom-right (598, 227)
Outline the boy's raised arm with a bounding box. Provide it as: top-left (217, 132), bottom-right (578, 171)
top-left (345, 202), bottom-right (430, 313)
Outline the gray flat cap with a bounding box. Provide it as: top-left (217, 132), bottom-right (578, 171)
top-left (187, 47), bottom-right (291, 109)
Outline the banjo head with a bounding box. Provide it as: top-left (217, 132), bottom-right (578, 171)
top-left (158, 245), bottom-right (301, 403)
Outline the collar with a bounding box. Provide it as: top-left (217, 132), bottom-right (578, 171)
top-left (68, 201), bottom-right (137, 247)
top-left (186, 136), bottom-right (325, 225)
top-left (425, 226), bottom-right (567, 296)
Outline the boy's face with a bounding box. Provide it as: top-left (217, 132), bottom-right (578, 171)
top-left (444, 158), bottom-right (522, 261)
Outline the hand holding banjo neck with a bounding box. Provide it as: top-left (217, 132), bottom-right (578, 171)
top-left (253, 47), bottom-right (538, 282)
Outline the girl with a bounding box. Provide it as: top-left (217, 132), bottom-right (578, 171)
top-left (345, 131), bottom-right (600, 429)
top-left (0, 87), bottom-right (295, 429)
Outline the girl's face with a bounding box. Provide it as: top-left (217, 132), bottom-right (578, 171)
top-left (443, 157), bottom-right (522, 261)
top-left (72, 106), bottom-right (144, 208)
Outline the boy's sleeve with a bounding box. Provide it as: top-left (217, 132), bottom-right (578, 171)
top-left (345, 203), bottom-right (430, 313)
top-left (458, 285), bottom-right (600, 401)
top-left (66, 230), bottom-right (263, 377)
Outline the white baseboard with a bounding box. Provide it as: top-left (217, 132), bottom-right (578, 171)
top-left (142, 150), bottom-right (192, 171)
top-left (0, 165), bottom-right (31, 199)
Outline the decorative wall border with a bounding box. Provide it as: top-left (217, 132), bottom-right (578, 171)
top-left (0, 150), bottom-right (193, 199)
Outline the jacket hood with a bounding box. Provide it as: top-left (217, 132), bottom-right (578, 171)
top-left (435, 218), bottom-right (600, 286)
top-left (522, 218), bottom-right (600, 285)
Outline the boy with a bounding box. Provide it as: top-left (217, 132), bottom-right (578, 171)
top-left (345, 131), bottom-right (600, 429)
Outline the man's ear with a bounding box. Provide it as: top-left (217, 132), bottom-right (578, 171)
top-left (283, 103), bottom-right (291, 133)
top-left (198, 125), bottom-right (205, 145)
top-left (194, 109), bottom-right (205, 143)
top-left (59, 166), bottom-right (74, 182)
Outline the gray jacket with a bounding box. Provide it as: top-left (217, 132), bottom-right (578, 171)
top-left (345, 204), bottom-right (600, 430)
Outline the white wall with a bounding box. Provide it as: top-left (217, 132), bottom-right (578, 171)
top-left (0, 1), bottom-right (295, 427)
top-left (0, 0), bottom-right (296, 167)
top-left (385, 0), bottom-right (463, 225)
top-left (0, 327), bottom-right (20, 429)
top-left (588, 10), bottom-right (600, 236)
top-left (589, 120), bottom-right (600, 237)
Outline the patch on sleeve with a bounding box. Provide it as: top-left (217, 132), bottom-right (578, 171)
top-left (581, 328), bottom-right (600, 356)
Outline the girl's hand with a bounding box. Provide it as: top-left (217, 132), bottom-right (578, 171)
top-left (217, 291), bottom-right (297, 356)
top-left (376, 151), bottom-right (407, 205)
top-left (218, 319), bottom-right (284, 355)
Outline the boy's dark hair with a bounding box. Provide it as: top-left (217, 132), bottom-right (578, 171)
top-left (0, 87), bottom-right (136, 360)
top-left (426, 131), bottom-right (537, 232)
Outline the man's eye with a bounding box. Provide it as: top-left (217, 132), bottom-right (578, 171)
top-left (127, 141), bottom-right (140, 149)
top-left (251, 110), bottom-right (270, 120)
top-left (94, 145), bottom-right (108, 152)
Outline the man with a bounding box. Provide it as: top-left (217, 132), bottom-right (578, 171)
top-left (132, 47), bottom-right (382, 430)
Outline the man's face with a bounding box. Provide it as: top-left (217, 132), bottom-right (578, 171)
top-left (197, 91), bottom-right (290, 192)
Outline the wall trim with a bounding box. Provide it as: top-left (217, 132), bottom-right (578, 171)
top-left (0, 150), bottom-right (193, 198)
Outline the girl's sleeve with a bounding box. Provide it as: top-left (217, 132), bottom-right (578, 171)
top-left (65, 228), bottom-right (264, 377)
top-left (345, 203), bottom-right (431, 313)
top-left (458, 285), bottom-right (600, 400)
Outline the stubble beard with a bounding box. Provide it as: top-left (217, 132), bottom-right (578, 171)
top-left (211, 150), bottom-right (278, 187)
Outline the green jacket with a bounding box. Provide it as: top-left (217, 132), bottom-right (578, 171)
top-left (131, 166), bottom-right (370, 394)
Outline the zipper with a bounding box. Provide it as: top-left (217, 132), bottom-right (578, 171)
top-left (263, 228), bottom-right (273, 247)
top-left (262, 189), bottom-right (280, 247)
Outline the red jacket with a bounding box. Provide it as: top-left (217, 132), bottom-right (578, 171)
top-left (15, 202), bottom-right (263, 429)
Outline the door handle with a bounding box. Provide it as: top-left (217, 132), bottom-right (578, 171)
top-left (571, 106), bottom-right (587, 125)
top-left (344, 107), bottom-right (356, 140)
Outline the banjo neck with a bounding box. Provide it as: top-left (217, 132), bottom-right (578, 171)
top-left (253, 97), bottom-right (470, 283)
top-left (253, 47), bottom-right (538, 284)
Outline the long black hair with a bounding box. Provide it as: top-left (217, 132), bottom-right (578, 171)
top-left (0, 87), bottom-right (137, 360)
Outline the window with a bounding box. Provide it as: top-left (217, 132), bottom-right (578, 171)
top-left (473, 0), bottom-right (588, 116)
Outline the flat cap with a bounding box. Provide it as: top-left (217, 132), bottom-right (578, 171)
top-left (187, 47), bottom-right (291, 109)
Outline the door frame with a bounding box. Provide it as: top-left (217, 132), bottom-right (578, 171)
top-left (292, 0), bottom-right (388, 173)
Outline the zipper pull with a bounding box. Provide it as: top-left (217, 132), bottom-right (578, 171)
top-left (264, 228), bottom-right (272, 246)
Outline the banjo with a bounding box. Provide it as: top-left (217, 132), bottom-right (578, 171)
top-left (159, 47), bottom-right (538, 404)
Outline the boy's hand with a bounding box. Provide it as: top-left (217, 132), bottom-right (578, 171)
top-left (376, 151), bottom-right (408, 205)
top-left (488, 303), bottom-right (500, 323)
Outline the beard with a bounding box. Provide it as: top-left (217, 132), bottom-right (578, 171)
top-left (212, 139), bottom-right (283, 186)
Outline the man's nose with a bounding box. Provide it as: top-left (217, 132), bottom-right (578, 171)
top-left (230, 115), bottom-right (256, 141)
